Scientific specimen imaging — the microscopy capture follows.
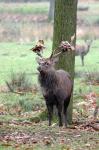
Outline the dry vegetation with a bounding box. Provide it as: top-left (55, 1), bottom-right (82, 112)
top-left (0, 0), bottom-right (99, 42)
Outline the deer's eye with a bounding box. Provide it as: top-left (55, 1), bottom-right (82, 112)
top-left (44, 62), bottom-right (49, 66)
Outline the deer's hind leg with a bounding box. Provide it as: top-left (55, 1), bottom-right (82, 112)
top-left (56, 103), bottom-right (63, 127)
top-left (81, 55), bottom-right (84, 66)
top-left (63, 98), bottom-right (70, 127)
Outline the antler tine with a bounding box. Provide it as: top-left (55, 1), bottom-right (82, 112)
top-left (70, 34), bottom-right (75, 45)
top-left (30, 47), bottom-right (43, 58)
top-left (50, 47), bottom-right (59, 59)
top-left (36, 52), bottom-right (43, 58)
top-left (50, 40), bottom-right (75, 59)
top-left (51, 51), bottom-right (63, 58)
top-left (30, 39), bottom-right (45, 59)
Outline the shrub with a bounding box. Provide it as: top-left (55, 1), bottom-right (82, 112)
top-left (6, 71), bottom-right (34, 93)
top-left (19, 98), bottom-right (33, 112)
top-left (18, 93), bottom-right (45, 112)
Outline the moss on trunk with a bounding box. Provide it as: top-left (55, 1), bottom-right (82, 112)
top-left (53, 0), bottom-right (78, 124)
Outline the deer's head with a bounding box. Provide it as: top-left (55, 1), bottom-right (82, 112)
top-left (85, 39), bottom-right (93, 47)
top-left (36, 56), bottom-right (59, 74)
top-left (35, 38), bottom-right (75, 74)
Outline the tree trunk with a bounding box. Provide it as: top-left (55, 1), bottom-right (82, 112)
top-left (48, 0), bottom-right (55, 21)
top-left (53, 0), bottom-right (78, 124)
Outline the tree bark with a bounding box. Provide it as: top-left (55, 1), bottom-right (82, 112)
top-left (53, 0), bottom-right (78, 124)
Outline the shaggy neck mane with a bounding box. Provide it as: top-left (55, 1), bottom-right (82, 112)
top-left (38, 70), bottom-right (58, 89)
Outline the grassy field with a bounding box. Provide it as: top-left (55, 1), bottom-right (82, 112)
top-left (0, 1), bottom-right (98, 24)
top-left (0, 39), bottom-right (99, 86)
top-left (0, 40), bottom-right (99, 149)
top-left (0, 39), bottom-right (99, 104)
top-left (0, 40), bottom-right (99, 106)
top-left (0, 2), bottom-right (49, 14)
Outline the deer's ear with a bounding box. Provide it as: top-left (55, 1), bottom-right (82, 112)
top-left (51, 57), bottom-right (59, 64)
top-left (70, 34), bottom-right (75, 45)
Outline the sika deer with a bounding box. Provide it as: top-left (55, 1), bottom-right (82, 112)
top-left (36, 42), bottom-right (73, 127)
top-left (75, 40), bottom-right (92, 66)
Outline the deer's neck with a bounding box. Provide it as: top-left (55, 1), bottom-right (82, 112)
top-left (39, 70), bottom-right (58, 89)
top-left (86, 44), bottom-right (91, 53)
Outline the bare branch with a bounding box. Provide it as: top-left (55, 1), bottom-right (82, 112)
top-left (6, 81), bottom-right (25, 95)
top-left (50, 51), bottom-right (62, 58)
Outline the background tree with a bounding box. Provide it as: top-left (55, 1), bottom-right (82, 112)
top-left (53, 0), bottom-right (78, 124)
top-left (48, 0), bottom-right (55, 21)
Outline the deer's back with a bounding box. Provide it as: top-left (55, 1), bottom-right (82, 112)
top-left (55, 70), bottom-right (73, 98)
top-left (75, 45), bottom-right (87, 56)
top-left (39, 69), bottom-right (73, 100)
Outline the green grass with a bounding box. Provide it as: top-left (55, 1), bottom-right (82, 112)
top-left (0, 2), bottom-right (49, 14)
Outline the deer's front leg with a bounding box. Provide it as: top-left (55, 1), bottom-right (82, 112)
top-left (46, 103), bottom-right (53, 126)
top-left (81, 55), bottom-right (84, 66)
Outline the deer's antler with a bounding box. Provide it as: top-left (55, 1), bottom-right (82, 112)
top-left (30, 40), bottom-right (45, 58)
top-left (31, 39), bottom-right (75, 59)
top-left (50, 40), bottom-right (75, 59)
top-left (70, 34), bottom-right (75, 45)
top-left (50, 47), bottom-right (60, 59)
